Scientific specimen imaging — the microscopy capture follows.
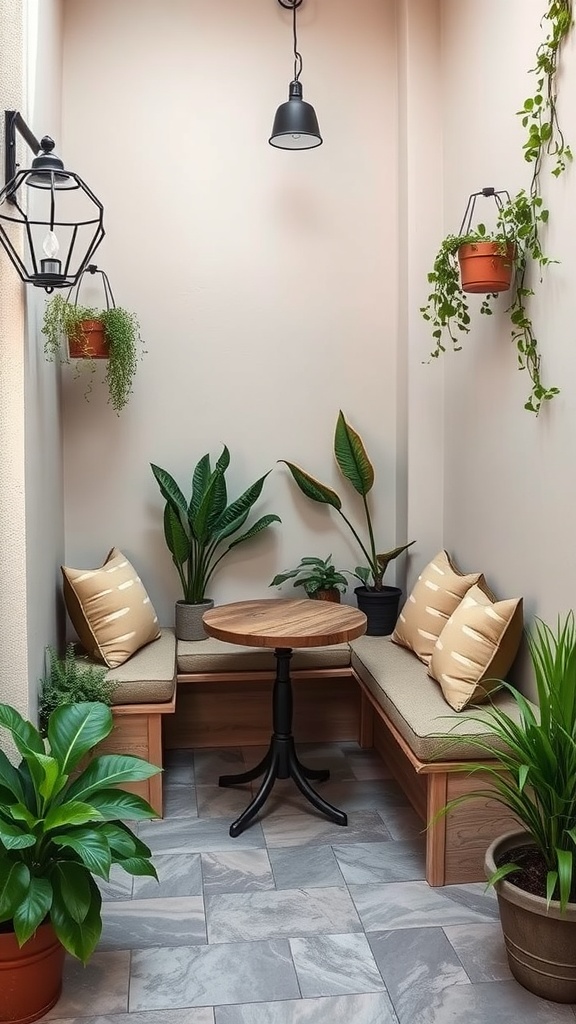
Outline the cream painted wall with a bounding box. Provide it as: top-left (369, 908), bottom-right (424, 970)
top-left (439, 0), bottom-right (576, 690)
top-left (24, 0), bottom-right (64, 718)
top-left (59, 0), bottom-right (401, 625)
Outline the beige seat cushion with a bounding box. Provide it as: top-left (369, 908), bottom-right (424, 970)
top-left (429, 585), bottom-right (523, 711)
top-left (62, 547), bottom-right (161, 668)
top-left (391, 550), bottom-right (483, 664)
top-left (177, 637), bottom-right (352, 674)
top-left (351, 634), bottom-right (528, 762)
top-left (77, 628), bottom-right (176, 705)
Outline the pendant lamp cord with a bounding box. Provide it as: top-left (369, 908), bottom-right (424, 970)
top-left (292, 2), bottom-right (303, 81)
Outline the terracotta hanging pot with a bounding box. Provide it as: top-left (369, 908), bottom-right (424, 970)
top-left (0, 922), bottom-right (66, 1024)
top-left (67, 319), bottom-right (109, 359)
top-left (458, 241), bottom-right (515, 294)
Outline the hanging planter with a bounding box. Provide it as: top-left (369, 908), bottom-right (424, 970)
top-left (458, 239), bottom-right (515, 294)
top-left (41, 264), bottom-right (143, 412)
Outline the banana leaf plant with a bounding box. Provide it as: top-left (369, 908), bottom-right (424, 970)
top-left (0, 701), bottom-right (159, 962)
top-left (280, 410), bottom-right (415, 591)
top-left (151, 447), bottom-right (281, 604)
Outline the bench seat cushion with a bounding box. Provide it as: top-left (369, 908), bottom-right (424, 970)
top-left (177, 637), bottom-right (351, 674)
top-left (350, 635), bottom-right (525, 762)
top-left (97, 628), bottom-right (176, 705)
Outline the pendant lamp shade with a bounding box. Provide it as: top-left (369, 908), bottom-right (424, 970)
top-left (269, 0), bottom-right (322, 150)
top-left (269, 81), bottom-right (322, 149)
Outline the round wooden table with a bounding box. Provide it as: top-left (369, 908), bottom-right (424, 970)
top-left (203, 598), bottom-right (367, 837)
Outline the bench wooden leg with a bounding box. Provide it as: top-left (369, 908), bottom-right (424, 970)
top-left (426, 772), bottom-right (448, 886)
top-left (359, 690), bottom-right (374, 748)
top-left (95, 710), bottom-right (165, 818)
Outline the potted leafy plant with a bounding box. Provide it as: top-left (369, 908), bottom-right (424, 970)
top-left (280, 410), bottom-right (415, 635)
top-left (0, 700), bottom-right (158, 1024)
top-left (39, 644), bottom-right (116, 735)
top-left (151, 447), bottom-right (281, 641)
top-left (270, 554), bottom-right (349, 603)
top-left (41, 266), bottom-right (142, 413)
top-left (441, 613), bottom-right (576, 1003)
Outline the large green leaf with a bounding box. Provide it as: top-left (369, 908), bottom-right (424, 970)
top-left (51, 862), bottom-right (91, 925)
top-left (52, 829), bottom-right (112, 878)
top-left (164, 503), bottom-right (190, 565)
top-left (214, 508), bottom-right (250, 544)
top-left (150, 463), bottom-right (188, 518)
top-left (51, 876), bottom-right (102, 963)
top-left (0, 704), bottom-right (44, 756)
top-left (13, 877), bottom-right (53, 947)
top-left (376, 542), bottom-right (416, 574)
top-left (47, 702), bottom-right (114, 775)
top-left (191, 469), bottom-right (224, 543)
top-left (206, 466), bottom-right (228, 534)
top-left (43, 800), bottom-right (103, 833)
top-left (66, 754), bottom-right (161, 803)
top-left (117, 856), bottom-right (158, 878)
top-left (190, 453), bottom-right (211, 522)
top-left (228, 515), bottom-right (281, 551)
top-left (0, 748), bottom-right (25, 803)
top-left (213, 474), bottom-right (267, 533)
top-left (99, 822), bottom-right (139, 858)
top-left (280, 462), bottom-right (342, 509)
top-left (0, 861), bottom-right (29, 922)
top-left (88, 788), bottom-right (159, 821)
top-left (215, 445), bottom-right (230, 474)
top-left (334, 411), bottom-right (374, 496)
top-left (0, 819), bottom-right (36, 850)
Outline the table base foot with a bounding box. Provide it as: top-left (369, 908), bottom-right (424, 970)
top-left (220, 736), bottom-right (347, 837)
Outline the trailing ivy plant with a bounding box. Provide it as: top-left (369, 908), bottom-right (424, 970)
top-left (422, 0), bottom-right (573, 415)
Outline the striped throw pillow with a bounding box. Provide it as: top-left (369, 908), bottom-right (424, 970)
top-left (62, 547), bottom-right (161, 668)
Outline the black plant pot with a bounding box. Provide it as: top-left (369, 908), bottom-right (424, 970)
top-left (354, 585), bottom-right (402, 636)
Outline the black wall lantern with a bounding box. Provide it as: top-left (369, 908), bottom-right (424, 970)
top-left (269, 0), bottom-right (322, 150)
top-left (0, 111), bottom-right (104, 292)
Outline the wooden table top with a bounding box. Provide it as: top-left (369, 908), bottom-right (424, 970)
top-left (203, 599), bottom-right (367, 649)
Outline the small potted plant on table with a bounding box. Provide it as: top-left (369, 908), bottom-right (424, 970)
top-left (270, 554), bottom-right (349, 603)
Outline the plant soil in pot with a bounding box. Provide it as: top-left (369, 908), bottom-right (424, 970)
top-left (485, 830), bottom-right (576, 1003)
top-left (0, 922), bottom-right (65, 1024)
top-left (67, 319), bottom-right (109, 359)
top-left (458, 241), bottom-right (515, 294)
top-left (354, 585), bottom-right (402, 636)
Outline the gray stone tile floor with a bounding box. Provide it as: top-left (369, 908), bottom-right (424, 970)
top-left (46, 742), bottom-right (576, 1024)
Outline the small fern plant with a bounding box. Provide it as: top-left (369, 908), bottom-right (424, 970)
top-left (39, 644), bottom-right (116, 735)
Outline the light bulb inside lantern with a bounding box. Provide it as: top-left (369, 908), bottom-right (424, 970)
top-left (40, 229), bottom-right (62, 276)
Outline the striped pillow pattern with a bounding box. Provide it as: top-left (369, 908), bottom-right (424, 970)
top-left (391, 550), bottom-right (483, 665)
top-left (428, 584), bottom-right (523, 711)
top-left (62, 547), bottom-right (161, 668)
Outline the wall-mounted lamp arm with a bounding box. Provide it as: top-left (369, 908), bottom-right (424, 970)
top-left (4, 111), bottom-right (49, 203)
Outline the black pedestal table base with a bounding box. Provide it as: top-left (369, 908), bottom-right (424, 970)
top-left (219, 647), bottom-right (348, 837)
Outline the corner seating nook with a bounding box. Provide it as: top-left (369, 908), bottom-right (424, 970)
top-left (96, 627), bottom-right (520, 887)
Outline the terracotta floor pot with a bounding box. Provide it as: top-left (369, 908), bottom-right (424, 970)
top-left (458, 241), bottom-right (515, 294)
top-left (0, 922), bottom-right (65, 1023)
top-left (68, 319), bottom-right (109, 359)
top-left (486, 830), bottom-right (576, 1003)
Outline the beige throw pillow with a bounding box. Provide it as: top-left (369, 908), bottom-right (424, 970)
top-left (429, 584), bottom-right (523, 711)
top-left (391, 550), bottom-right (483, 664)
top-left (62, 547), bottom-right (161, 668)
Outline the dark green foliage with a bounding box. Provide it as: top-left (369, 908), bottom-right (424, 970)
top-left (270, 555), bottom-right (349, 596)
top-left (39, 645), bottom-right (116, 736)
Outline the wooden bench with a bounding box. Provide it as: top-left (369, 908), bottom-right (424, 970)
top-left (169, 632), bottom-right (520, 887)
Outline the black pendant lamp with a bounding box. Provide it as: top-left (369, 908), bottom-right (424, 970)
top-left (269, 0), bottom-right (322, 150)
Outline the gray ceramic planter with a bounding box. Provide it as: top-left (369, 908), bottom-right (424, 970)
top-left (175, 599), bottom-right (214, 641)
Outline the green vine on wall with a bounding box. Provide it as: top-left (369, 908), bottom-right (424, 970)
top-left (421, 0), bottom-right (573, 415)
top-left (510, 0), bottom-right (573, 412)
